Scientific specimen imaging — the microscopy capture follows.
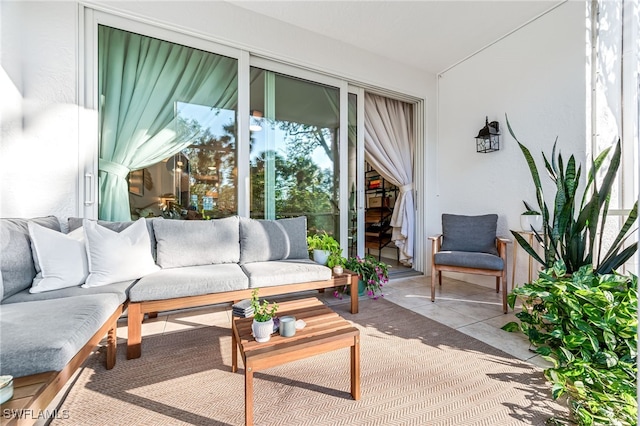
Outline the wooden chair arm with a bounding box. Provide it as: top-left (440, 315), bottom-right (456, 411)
top-left (496, 237), bottom-right (510, 258)
top-left (428, 235), bottom-right (442, 255)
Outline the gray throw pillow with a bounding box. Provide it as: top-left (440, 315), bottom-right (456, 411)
top-left (440, 214), bottom-right (498, 255)
top-left (277, 216), bottom-right (308, 259)
top-left (1, 216), bottom-right (61, 300)
top-left (239, 216), bottom-right (309, 264)
top-left (239, 217), bottom-right (290, 264)
top-left (153, 216), bottom-right (240, 268)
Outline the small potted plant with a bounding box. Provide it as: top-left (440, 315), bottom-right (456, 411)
top-left (335, 255), bottom-right (389, 300)
top-left (250, 289), bottom-right (278, 343)
top-left (307, 231), bottom-right (341, 266)
top-left (519, 200), bottom-right (542, 232)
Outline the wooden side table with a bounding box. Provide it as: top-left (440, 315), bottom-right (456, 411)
top-left (511, 230), bottom-right (539, 289)
top-left (231, 298), bottom-right (360, 426)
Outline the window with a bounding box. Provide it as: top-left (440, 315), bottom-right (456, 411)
top-left (97, 25), bottom-right (238, 221)
top-left (248, 67), bottom-right (340, 236)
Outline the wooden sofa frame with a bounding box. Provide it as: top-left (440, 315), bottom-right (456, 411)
top-left (0, 302), bottom-right (126, 426)
top-left (126, 273), bottom-right (357, 359)
top-left (429, 235), bottom-right (509, 314)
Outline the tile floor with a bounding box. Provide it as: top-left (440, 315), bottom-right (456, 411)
top-left (117, 274), bottom-right (549, 369)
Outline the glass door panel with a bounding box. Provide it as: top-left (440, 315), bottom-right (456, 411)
top-left (249, 67), bottom-right (340, 237)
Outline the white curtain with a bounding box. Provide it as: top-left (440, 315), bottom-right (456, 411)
top-left (364, 93), bottom-right (415, 265)
top-left (98, 26), bottom-right (237, 221)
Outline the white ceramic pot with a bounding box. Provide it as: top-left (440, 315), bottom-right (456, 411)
top-left (520, 214), bottom-right (542, 232)
top-left (252, 318), bottom-right (274, 343)
top-left (313, 249), bottom-right (330, 265)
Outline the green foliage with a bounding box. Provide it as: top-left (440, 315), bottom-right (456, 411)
top-left (307, 231), bottom-right (342, 268)
top-left (522, 200), bottom-right (541, 215)
top-left (250, 289), bottom-right (278, 322)
top-left (507, 117), bottom-right (638, 275)
top-left (343, 255), bottom-right (389, 299)
top-left (502, 262), bottom-right (637, 425)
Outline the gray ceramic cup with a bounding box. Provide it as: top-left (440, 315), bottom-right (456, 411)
top-left (279, 316), bottom-right (296, 337)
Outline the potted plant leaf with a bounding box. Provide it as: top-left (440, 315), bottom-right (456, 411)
top-left (307, 232), bottom-right (342, 266)
top-left (506, 116), bottom-right (638, 275)
top-left (334, 255), bottom-right (389, 299)
top-left (250, 289), bottom-right (278, 343)
top-left (519, 200), bottom-right (542, 232)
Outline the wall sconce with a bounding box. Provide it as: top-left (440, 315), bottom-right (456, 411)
top-left (250, 110), bottom-right (263, 132)
top-left (475, 117), bottom-right (500, 153)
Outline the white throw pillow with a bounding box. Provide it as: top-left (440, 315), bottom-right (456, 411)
top-left (28, 223), bottom-right (89, 293)
top-left (83, 218), bottom-right (160, 288)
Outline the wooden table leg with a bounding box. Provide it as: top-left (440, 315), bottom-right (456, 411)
top-left (231, 322), bottom-right (238, 373)
top-left (350, 276), bottom-right (359, 314)
top-left (245, 365), bottom-right (254, 426)
top-left (351, 335), bottom-right (361, 400)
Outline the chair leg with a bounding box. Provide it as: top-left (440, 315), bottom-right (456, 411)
top-left (431, 268), bottom-right (437, 302)
top-left (501, 272), bottom-right (508, 314)
top-left (495, 277), bottom-right (500, 293)
top-left (438, 271), bottom-right (442, 286)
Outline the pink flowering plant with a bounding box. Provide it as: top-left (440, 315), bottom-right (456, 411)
top-left (334, 255), bottom-right (389, 300)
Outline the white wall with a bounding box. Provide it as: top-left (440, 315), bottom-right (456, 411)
top-left (0, 0), bottom-right (433, 220)
top-left (435, 1), bottom-right (587, 287)
top-left (1, 1), bottom-right (79, 219)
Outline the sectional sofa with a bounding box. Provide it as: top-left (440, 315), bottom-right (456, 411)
top-left (0, 215), bottom-right (356, 423)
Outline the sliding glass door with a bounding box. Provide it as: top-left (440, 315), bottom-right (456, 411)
top-left (248, 67), bottom-right (341, 237)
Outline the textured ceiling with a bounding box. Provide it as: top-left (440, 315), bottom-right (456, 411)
top-left (227, 0), bottom-right (564, 74)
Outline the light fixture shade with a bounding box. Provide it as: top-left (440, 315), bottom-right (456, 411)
top-left (475, 117), bottom-right (500, 153)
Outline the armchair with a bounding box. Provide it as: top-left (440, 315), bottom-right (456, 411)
top-left (429, 214), bottom-right (509, 313)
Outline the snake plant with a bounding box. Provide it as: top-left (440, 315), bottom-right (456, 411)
top-left (507, 117), bottom-right (637, 275)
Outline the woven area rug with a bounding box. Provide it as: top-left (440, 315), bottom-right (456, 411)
top-left (52, 299), bottom-right (568, 425)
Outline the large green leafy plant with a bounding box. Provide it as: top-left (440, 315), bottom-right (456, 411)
top-left (503, 262), bottom-right (637, 425)
top-left (507, 119), bottom-right (638, 274)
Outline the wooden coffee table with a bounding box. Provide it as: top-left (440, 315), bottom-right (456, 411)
top-left (231, 297), bottom-right (360, 426)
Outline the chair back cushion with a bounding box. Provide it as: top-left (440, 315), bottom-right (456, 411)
top-left (440, 214), bottom-right (498, 255)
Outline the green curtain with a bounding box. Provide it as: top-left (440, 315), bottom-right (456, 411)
top-left (98, 26), bottom-right (237, 221)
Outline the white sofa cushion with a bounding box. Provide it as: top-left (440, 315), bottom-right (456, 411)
top-left (83, 218), bottom-right (159, 287)
top-left (28, 223), bottom-right (89, 293)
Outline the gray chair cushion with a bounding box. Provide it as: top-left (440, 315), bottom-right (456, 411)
top-left (68, 217), bottom-right (161, 260)
top-left (239, 216), bottom-right (309, 264)
top-left (0, 294), bottom-right (122, 377)
top-left (1, 216), bottom-right (60, 301)
top-left (277, 216), bottom-right (309, 259)
top-left (129, 264), bottom-right (249, 302)
top-left (241, 259), bottom-right (332, 288)
top-left (434, 251), bottom-right (504, 271)
top-left (1, 280), bottom-right (134, 305)
top-left (153, 217), bottom-right (240, 268)
top-left (440, 214), bottom-right (498, 255)
top-left (239, 217), bottom-right (289, 264)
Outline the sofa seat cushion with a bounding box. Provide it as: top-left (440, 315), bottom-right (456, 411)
top-left (1, 280), bottom-right (134, 305)
top-left (0, 294), bottom-right (122, 378)
top-left (129, 264), bottom-right (249, 302)
top-left (434, 251), bottom-right (504, 271)
top-left (1, 216), bottom-right (60, 301)
top-left (241, 259), bottom-right (332, 288)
